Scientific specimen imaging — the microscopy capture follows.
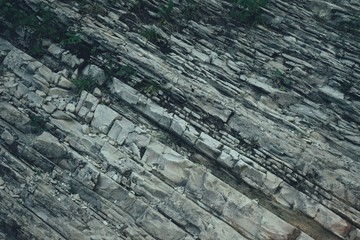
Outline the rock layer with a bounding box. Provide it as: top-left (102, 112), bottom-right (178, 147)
top-left (0, 0), bottom-right (360, 239)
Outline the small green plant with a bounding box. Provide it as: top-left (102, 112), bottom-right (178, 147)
top-left (60, 28), bottom-right (82, 48)
top-left (114, 65), bottom-right (137, 80)
top-left (129, 0), bottom-right (146, 14)
top-left (230, 0), bottom-right (268, 24)
top-left (273, 69), bottom-right (292, 91)
top-left (141, 27), bottom-right (159, 45)
top-left (103, 54), bottom-right (136, 81)
top-left (71, 76), bottom-right (97, 92)
top-left (27, 39), bottom-right (46, 58)
top-left (140, 80), bottom-right (161, 96)
top-left (0, 1), bottom-right (63, 56)
top-left (140, 27), bottom-right (171, 53)
top-left (158, 0), bottom-right (174, 23)
top-left (83, 2), bottom-right (107, 16)
top-left (0, 0), bottom-right (37, 29)
top-left (181, 0), bottom-right (197, 20)
top-left (29, 115), bottom-right (47, 134)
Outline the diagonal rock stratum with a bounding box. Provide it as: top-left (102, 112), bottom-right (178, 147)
top-left (0, 0), bottom-right (360, 239)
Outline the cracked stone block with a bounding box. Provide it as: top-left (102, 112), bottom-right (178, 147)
top-left (136, 208), bottom-right (188, 240)
top-left (314, 206), bottom-right (351, 238)
top-left (110, 79), bottom-right (140, 105)
top-left (75, 90), bottom-right (88, 112)
top-left (75, 163), bottom-right (99, 190)
top-left (52, 110), bottom-right (73, 121)
top-left (14, 83), bottom-right (29, 99)
top-left (272, 182), bottom-right (346, 235)
top-left (91, 104), bottom-right (121, 134)
top-left (33, 131), bottom-right (67, 159)
top-left (3, 48), bottom-right (33, 79)
top-left (234, 159), bottom-right (266, 188)
top-left (170, 115), bottom-right (187, 136)
top-left (36, 65), bottom-right (53, 83)
top-left (136, 98), bottom-right (166, 123)
top-left (158, 112), bottom-right (173, 129)
top-left (262, 171), bottom-right (283, 195)
top-left (159, 191), bottom-right (246, 240)
top-left (31, 75), bottom-right (49, 93)
top-left (48, 43), bottom-right (64, 59)
top-left (108, 118), bottom-right (135, 145)
top-left (57, 76), bottom-right (76, 90)
top-left (182, 124), bottom-right (199, 145)
top-left (217, 151), bottom-right (236, 168)
top-left (27, 91), bottom-right (44, 107)
top-left (222, 192), bottom-right (262, 239)
top-left (82, 64), bottom-right (106, 86)
top-left (99, 142), bottom-right (126, 163)
top-left (126, 128), bottom-right (151, 148)
top-left (195, 132), bottom-right (222, 159)
top-left (49, 87), bottom-right (72, 97)
top-left (83, 92), bottom-right (99, 111)
top-left (142, 141), bottom-right (193, 185)
top-left (61, 51), bottom-right (84, 68)
top-left (258, 210), bottom-right (302, 240)
top-left (0, 102), bottom-right (31, 132)
top-left (42, 102), bottom-right (57, 114)
top-left (1, 130), bottom-right (14, 145)
top-left (78, 106), bottom-right (90, 118)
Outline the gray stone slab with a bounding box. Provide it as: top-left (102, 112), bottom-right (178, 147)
top-left (91, 104), bottom-right (121, 134)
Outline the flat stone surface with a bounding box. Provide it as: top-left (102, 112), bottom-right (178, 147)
top-left (57, 77), bottom-right (76, 90)
top-left (42, 102), bottom-right (57, 114)
top-left (49, 87), bottom-right (72, 97)
top-left (1, 130), bottom-right (14, 145)
top-left (0, 102), bottom-right (31, 132)
top-left (48, 43), bottom-right (64, 58)
top-left (33, 131), bottom-right (67, 159)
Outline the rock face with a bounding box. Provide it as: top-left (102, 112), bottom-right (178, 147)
top-left (0, 0), bottom-right (360, 239)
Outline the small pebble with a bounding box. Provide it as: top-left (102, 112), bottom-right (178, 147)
top-left (93, 87), bottom-right (102, 97)
top-left (66, 103), bottom-right (76, 113)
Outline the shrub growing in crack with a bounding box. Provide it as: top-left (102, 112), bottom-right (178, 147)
top-left (158, 0), bottom-right (174, 23)
top-left (139, 79), bottom-right (162, 96)
top-left (141, 27), bottom-right (159, 45)
top-left (230, 0), bottom-right (268, 24)
top-left (71, 76), bottom-right (97, 93)
top-left (140, 27), bottom-right (171, 53)
top-left (273, 69), bottom-right (292, 91)
top-left (103, 54), bottom-right (137, 82)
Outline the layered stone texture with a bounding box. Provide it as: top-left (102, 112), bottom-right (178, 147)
top-left (0, 0), bottom-right (360, 239)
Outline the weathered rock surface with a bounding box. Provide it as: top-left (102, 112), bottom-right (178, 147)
top-left (0, 0), bottom-right (360, 239)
